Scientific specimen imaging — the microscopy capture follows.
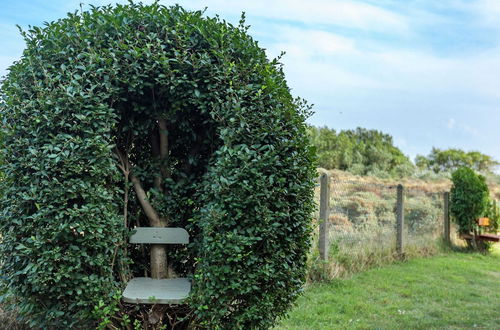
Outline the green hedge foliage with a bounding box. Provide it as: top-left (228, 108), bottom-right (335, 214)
top-left (0, 3), bottom-right (315, 328)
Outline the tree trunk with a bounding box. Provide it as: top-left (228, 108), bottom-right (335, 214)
top-left (115, 118), bottom-right (171, 280)
top-left (150, 118), bottom-right (170, 279)
top-left (150, 245), bottom-right (168, 279)
top-left (151, 218), bottom-right (169, 279)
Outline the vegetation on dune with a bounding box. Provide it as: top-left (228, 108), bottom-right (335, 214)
top-left (309, 126), bottom-right (500, 185)
top-left (308, 169), bottom-right (450, 281)
top-left (309, 166), bottom-right (500, 281)
top-left (324, 169), bottom-right (452, 193)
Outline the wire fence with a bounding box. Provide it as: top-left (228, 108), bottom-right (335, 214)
top-left (314, 173), bottom-right (452, 279)
top-left (404, 187), bottom-right (446, 253)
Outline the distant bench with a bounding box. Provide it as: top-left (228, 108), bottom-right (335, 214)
top-left (460, 233), bottom-right (500, 243)
top-left (460, 217), bottom-right (500, 243)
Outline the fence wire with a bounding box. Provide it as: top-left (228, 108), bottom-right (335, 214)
top-left (324, 178), bottom-right (447, 277)
top-left (404, 188), bottom-right (445, 253)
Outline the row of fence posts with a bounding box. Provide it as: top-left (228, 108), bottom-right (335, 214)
top-left (318, 172), bottom-right (451, 262)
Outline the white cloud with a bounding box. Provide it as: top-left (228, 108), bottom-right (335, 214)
top-left (469, 0), bottom-right (500, 25)
top-left (445, 117), bottom-right (480, 137)
top-left (447, 118), bottom-right (456, 129)
top-left (185, 0), bottom-right (409, 33)
top-left (266, 26), bottom-right (356, 58)
top-left (460, 124), bottom-right (480, 137)
top-left (268, 28), bottom-right (500, 100)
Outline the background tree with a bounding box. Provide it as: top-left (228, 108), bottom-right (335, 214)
top-left (0, 3), bottom-right (315, 329)
top-left (416, 148), bottom-right (499, 174)
top-left (308, 126), bottom-right (414, 177)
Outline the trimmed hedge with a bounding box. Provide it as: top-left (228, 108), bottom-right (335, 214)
top-left (0, 2), bottom-right (315, 329)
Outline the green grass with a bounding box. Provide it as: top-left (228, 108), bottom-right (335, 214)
top-left (278, 245), bottom-right (500, 329)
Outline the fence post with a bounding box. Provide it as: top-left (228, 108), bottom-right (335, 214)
top-left (319, 172), bottom-right (330, 262)
top-left (443, 192), bottom-right (450, 245)
top-left (396, 184), bottom-right (404, 255)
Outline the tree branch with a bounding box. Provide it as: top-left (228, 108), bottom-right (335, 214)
top-left (114, 148), bottom-right (129, 177)
top-left (151, 130), bottom-right (163, 192)
top-left (158, 118), bottom-right (168, 159)
top-left (114, 148), bottom-right (130, 227)
top-left (158, 118), bottom-right (169, 179)
top-left (130, 174), bottom-right (163, 227)
top-left (115, 147), bottom-right (163, 227)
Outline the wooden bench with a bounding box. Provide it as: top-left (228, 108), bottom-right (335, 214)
top-left (477, 233), bottom-right (500, 242)
top-left (460, 233), bottom-right (500, 243)
top-left (459, 217), bottom-right (500, 243)
top-left (122, 227), bottom-right (191, 304)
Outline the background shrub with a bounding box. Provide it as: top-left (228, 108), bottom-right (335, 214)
top-left (0, 3), bottom-right (315, 329)
top-left (450, 167), bottom-right (489, 236)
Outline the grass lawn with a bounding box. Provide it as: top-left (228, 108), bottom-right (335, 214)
top-left (277, 245), bottom-right (500, 329)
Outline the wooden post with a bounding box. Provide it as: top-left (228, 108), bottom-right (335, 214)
top-left (443, 192), bottom-right (450, 245)
top-left (319, 173), bottom-right (330, 262)
top-left (396, 184), bottom-right (404, 255)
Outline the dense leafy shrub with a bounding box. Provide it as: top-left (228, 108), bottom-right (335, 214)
top-left (0, 3), bottom-right (315, 328)
top-left (450, 168), bottom-right (489, 236)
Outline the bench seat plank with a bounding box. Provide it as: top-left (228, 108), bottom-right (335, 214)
top-left (130, 227), bottom-right (189, 244)
top-left (122, 277), bottom-right (191, 304)
top-left (478, 233), bottom-right (500, 242)
top-left (460, 233), bottom-right (500, 242)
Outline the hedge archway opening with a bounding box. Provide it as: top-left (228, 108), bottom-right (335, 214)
top-left (0, 3), bottom-right (316, 329)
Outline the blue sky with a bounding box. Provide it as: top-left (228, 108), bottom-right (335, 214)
top-left (1, 0), bottom-right (500, 162)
